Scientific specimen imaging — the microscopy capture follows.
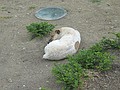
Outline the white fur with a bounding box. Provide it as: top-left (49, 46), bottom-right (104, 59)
top-left (43, 27), bottom-right (81, 60)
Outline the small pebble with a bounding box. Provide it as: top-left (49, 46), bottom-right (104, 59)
top-left (39, 87), bottom-right (42, 90)
top-left (26, 13), bottom-right (30, 15)
top-left (23, 85), bottom-right (26, 87)
top-left (15, 15), bottom-right (17, 17)
top-left (7, 78), bottom-right (13, 83)
top-left (107, 4), bottom-right (110, 6)
top-left (46, 65), bottom-right (48, 67)
top-left (111, 26), bottom-right (114, 29)
top-left (114, 20), bottom-right (117, 22)
top-left (104, 84), bottom-right (108, 88)
top-left (8, 11), bottom-right (11, 13)
top-left (19, 5), bottom-right (24, 9)
top-left (46, 81), bottom-right (49, 83)
top-left (114, 71), bottom-right (117, 73)
top-left (23, 47), bottom-right (26, 50)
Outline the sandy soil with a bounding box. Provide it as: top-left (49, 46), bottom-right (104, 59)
top-left (0, 0), bottom-right (120, 90)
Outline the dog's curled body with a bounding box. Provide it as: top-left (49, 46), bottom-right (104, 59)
top-left (43, 27), bottom-right (81, 60)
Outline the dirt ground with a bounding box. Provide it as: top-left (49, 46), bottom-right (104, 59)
top-left (0, 0), bottom-right (120, 90)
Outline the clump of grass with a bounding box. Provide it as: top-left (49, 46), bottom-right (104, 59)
top-left (101, 33), bottom-right (120, 50)
top-left (90, 0), bottom-right (102, 3)
top-left (1, 6), bottom-right (7, 11)
top-left (0, 16), bottom-right (12, 19)
top-left (68, 49), bottom-right (114, 71)
top-left (52, 60), bottom-right (87, 90)
top-left (91, 33), bottom-right (120, 51)
top-left (28, 6), bottom-right (36, 10)
top-left (52, 32), bottom-right (120, 90)
top-left (1, 6), bottom-right (6, 9)
top-left (26, 22), bottom-right (55, 39)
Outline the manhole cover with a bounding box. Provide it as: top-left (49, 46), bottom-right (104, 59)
top-left (35, 7), bottom-right (67, 20)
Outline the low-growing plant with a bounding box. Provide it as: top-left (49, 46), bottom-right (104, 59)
top-left (26, 22), bottom-right (55, 39)
top-left (90, 33), bottom-right (120, 51)
top-left (68, 49), bottom-right (114, 71)
top-left (52, 60), bottom-right (87, 90)
top-left (100, 33), bottom-right (120, 50)
top-left (90, 0), bottom-right (102, 3)
top-left (1, 6), bottom-right (7, 11)
top-left (29, 6), bottom-right (36, 10)
top-left (90, 42), bottom-right (104, 52)
top-left (0, 16), bottom-right (12, 19)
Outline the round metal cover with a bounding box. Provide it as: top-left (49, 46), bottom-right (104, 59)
top-left (35, 7), bottom-right (67, 20)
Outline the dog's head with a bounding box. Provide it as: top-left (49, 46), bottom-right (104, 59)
top-left (48, 30), bottom-right (61, 43)
top-left (48, 27), bottom-right (77, 44)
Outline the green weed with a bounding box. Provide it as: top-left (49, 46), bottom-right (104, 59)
top-left (91, 33), bottom-right (120, 50)
top-left (101, 33), bottom-right (120, 49)
top-left (52, 60), bottom-right (87, 90)
top-left (28, 6), bottom-right (36, 10)
top-left (1, 6), bottom-right (7, 11)
top-left (90, 0), bottom-right (102, 3)
top-left (26, 22), bottom-right (55, 39)
top-left (68, 50), bottom-right (114, 71)
top-left (0, 16), bottom-right (12, 19)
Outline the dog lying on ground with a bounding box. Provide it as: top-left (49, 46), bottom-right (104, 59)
top-left (43, 27), bottom-right (81, 60)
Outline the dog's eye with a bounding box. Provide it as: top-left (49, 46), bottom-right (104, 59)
top-left (55, 30), bottom-right (60, 34)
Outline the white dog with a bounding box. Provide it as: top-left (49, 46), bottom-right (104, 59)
top-left (43, 27), bottom-right (81, 60)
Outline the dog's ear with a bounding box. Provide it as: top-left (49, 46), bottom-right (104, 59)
top-left (55, 30), bottom-right (60, 34)
top-left (74, 41), bottom-right (80, 51)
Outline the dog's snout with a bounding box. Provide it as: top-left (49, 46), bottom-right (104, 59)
top-left (48, 38), bottom-right (53, 44)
